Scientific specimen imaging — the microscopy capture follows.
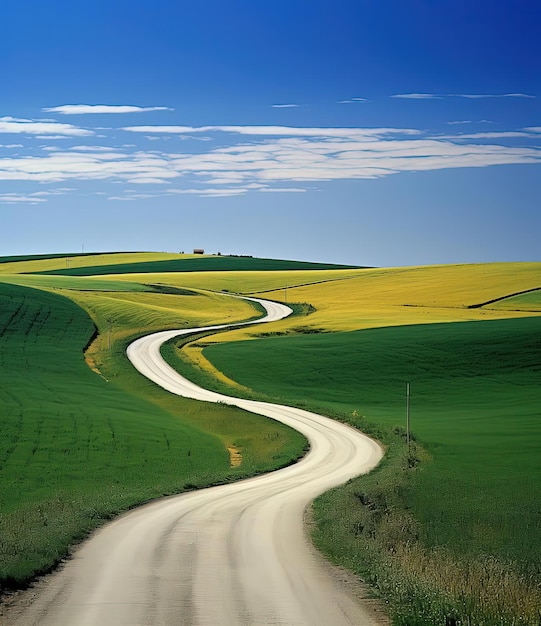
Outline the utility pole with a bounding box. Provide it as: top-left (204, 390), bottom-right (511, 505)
top-left (106, 317), bottom-right (113, 350)
top-left (406, 382), bottom-right (411, 450)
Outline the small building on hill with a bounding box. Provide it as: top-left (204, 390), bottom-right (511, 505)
top-left (193, 248), bottom-right (205, 254)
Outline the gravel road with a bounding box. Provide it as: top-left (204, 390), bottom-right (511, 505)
top-left (8, 296), bottom-right (385, 625)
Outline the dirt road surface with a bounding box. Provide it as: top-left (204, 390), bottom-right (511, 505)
top-left (6, 297), bottom-right (385, 625)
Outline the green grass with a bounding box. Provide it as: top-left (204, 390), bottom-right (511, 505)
top-left (34, 255), bottom-right (361, 276)
top-left (490, 288), bottom-right (541, 311)
top-left (0, 252), bottom-right (128, 264)
top-left (0, 273), bottom-right (153, 292)
top-left (0, 252), bottom-right (188, 275)
top-left (0, 282), bottom-right (306, 589)
top-left (199, 317), bottom-right (541, 624)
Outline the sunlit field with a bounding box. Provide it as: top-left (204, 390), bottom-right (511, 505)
top-left (2, 253), bottom-right (540, 624)
top-left (0, 251), bottom-right (186, 275)
top-left (168, 261), bottom-right (541, 625)
top-left (0, 272), bottom-right (305, 587)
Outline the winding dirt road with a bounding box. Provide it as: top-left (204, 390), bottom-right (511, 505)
top-left (8, 297), bottom-right (384, 625)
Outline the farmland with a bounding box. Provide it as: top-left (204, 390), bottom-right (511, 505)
top-left (0, 276), bottom-right (306, 587)
top-left (189, 286), bottom-right (541, 624)
top-left (1, 252), bottom-right (540, 625)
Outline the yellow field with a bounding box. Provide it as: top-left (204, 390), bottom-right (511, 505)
top-left (173, 262), bottom-right (541, 341)
top-left (0, 271), bottom-right (258, 380)
top-left (3, 258), bottom-right (540, 387)
top-left (165, 262), bottom-right (541, 381)
top-left (107, 269), bottom-right (363, 294)
top-left (66, 290), bottom-right (257, 344)
top-left (0, 252), bottom-right (193, 275)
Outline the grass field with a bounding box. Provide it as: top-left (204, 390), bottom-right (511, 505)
top-left (3, 254), bottom-right (540, 623)
top-left (0, 252), bottom-right (187, 275)
top-left (198, 316), bottom-right (541, 624)
top-left (0, 252), bottom-right (124, 265)
top-left (0, 280), bottom-right (306, 588)
top-left (0, 273), bottom-right (153, 292)
top-left (489, 288), bottom-right (541, 311)
top-left (169, 262), bottom-right (541, 393)
top-left (35, 255), bottom-right (360, 276)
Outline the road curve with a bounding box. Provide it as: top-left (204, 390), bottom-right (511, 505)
top-left (10, 297), bottom-right (384, 626)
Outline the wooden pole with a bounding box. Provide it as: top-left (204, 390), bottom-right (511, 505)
top-left (406, 382), bottom-right (411, 449)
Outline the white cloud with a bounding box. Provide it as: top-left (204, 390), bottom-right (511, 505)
top-left (525, 127), bottom-right (541, 133)
top-left (337, 97), bottom-right (368, 103)
top-left (0, 143), bottom-right (24, 148)
top-left (393, 93), bottom-right (536, 100)
top-left (43, 104), bottom-right (174, 115)
top-left (450, 93), bottom-right (536, 99)
top-left (0, 125), bottom-right (539, 191)
top-left (126, 177), bottom-right (170, 184)
top-left (447, 120), bottom-right (493, 125)
top-left (69, 145), bottom-right (122, 152)
top-left (271, 104), bottom-right (299, 108)
top-left (122, 124), bottom-right (421, 138)
top-left (0, 116), bottom-right (93, 136)
top-left (168, 187), bottom-right (248, 197)
top-left (259, 187), bottom-right (307, 193)
top-left (34, 135), bottom-right (76, 140)
top-left (391, 93), bottom-right (442, 99)
top-left (0, 192), bottom-right (48, 204)
top-left (437, 131), bottom-right (536, 140)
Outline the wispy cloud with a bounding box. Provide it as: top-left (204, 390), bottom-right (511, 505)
top-left (392, 93), bottom-right (536, 100)
top-left (43, 104), bottom-right (174, 115)
top-left (271, 104), bottom-right (299, 108)
top-left (337, 97), bottom-right (368, 104)
top-left (259, 187), bottom-right (307, 193)
top-left (169, 187), bottom-right (249, 197)
top-left (1, 125), bottom-right (539, 192)
top-left (121, 124), bottom-right (421, 138)
top-left (0, 116), bottom-right (93, 136)
top-left (0, 188), bottom-right (74, 204)
top-left (0, 192), bottom-right (47, 204)
top-left (391, 93), bottom-right (442, 99)
top-left (450, 93), bottom-right (535, 99)
top-left (447, 120), bottom-right (493, 125)
top-left (68, 145), bottom-right (122, 152)
top-left (437, 131), bottom-right (536, 140)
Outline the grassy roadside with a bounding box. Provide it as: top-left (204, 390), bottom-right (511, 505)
top-left (194, 317), bottom-right (541, 625)
top-left (0, 281), bottom-right (306, 591)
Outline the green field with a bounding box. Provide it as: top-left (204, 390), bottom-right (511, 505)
top-left (0, 252), bottom-right (190, 276)
top-left (0, 252), bottom-right (116, 264)
top-left (0, 281), bottom-right (305, 588)
top-left (2, 254), bottom-right (540, 624)
top-left (198, 317), bottom-right (541, 624)
top-left (0, 273), bottom-right (153, 292)
top-left (35, 255), bottom-right (360, 276)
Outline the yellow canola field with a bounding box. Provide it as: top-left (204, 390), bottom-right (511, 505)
top-left (61, 288), bottom-right (258, 382)
top-left (62, 289), bottom-right (258, 344)
top-left (0, 252), bottom-right (191, 275)
top-left (186, 262), bottom-right (541, 344)
top-left (117, 262), bottom-right (539, 386)
top-left (108, 269), bottom-right (362, 294)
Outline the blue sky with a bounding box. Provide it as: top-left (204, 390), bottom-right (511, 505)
top-left (1, 0), bottom-right (539, 266)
